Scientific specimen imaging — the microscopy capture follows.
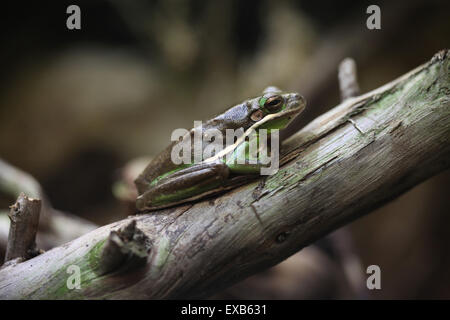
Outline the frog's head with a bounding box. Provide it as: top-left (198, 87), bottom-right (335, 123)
top-left (249, 86), bottom-right (306, 131)
top-left (213, 86), bottom-right (305, 132)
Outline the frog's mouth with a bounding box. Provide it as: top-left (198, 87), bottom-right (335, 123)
top-left (286, 93), bottom-right (306, 112)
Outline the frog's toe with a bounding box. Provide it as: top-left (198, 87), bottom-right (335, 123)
top-left (136, 195), bottom-right (147, 211)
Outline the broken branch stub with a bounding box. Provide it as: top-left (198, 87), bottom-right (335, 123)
top-left (98, 220), bottom-right (152, 275)
top-left (5, 193), bottom-right (42, 262)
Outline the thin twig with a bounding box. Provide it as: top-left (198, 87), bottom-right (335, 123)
top-left (338, 58), bottom-right (365, 134)
top-left (338, 57), bottom-right (360, 101)
top-left (0, 159), bottom-right (98, 252)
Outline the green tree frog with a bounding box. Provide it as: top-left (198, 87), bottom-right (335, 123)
top-left (135, 87), bottom-right (306, 211)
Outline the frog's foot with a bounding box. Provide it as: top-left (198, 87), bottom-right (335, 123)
top-left (136, 163), bottom-right (230, 211)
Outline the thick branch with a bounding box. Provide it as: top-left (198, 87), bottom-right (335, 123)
top-left (0, 50), bottom-right (449, 299)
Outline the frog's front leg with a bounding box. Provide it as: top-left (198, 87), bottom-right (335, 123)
top-left (136, 163), bottom-right (229, 210)
top-left (225, 140), bottom-right (267, 174)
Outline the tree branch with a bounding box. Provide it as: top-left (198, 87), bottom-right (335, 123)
top-left (0, 50), bottom-right (448, 299)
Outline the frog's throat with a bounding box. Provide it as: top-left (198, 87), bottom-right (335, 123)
top-left (204, 106), bottom-right (302, 163)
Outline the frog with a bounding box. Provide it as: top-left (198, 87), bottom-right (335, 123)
top-left (134, 86), bottom-right (306, 211)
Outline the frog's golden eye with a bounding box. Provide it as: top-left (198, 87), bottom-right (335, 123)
top-left (251, 110), bottom-right (264, 122)
top-left (264, 95), bottom-right (283, 112)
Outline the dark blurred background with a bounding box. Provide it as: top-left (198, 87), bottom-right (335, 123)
top-left (0, 0), bottom-right (448, 299)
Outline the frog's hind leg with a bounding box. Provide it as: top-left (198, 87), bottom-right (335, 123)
top-left (136, 162), bottom-right (229, 210)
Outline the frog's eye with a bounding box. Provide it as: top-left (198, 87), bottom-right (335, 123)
top-left (250, 110), bottom-right (264, 122)
top-left (264, 95), bottom-right (283, 112)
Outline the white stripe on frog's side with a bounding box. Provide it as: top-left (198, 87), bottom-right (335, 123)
top-left (203, 107), bottom-right (301, 164)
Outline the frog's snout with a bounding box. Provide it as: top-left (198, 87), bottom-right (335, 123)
top-left (290, 93), bottom-right (301, 100)
top-left (286, 93), bottom-right (306, 110)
